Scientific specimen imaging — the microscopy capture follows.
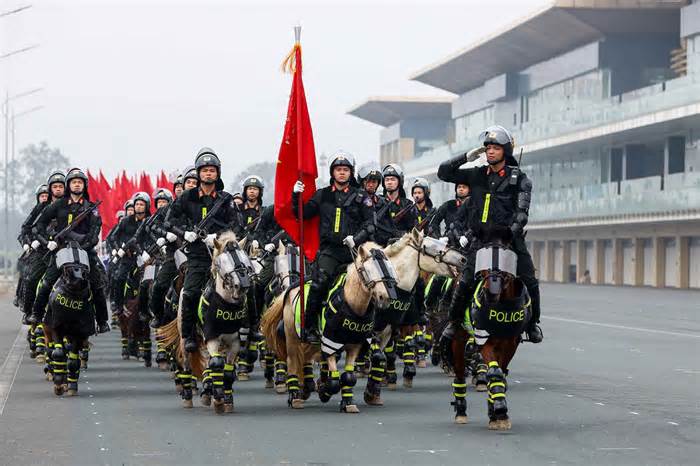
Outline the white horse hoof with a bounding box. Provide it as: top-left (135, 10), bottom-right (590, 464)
top-left (343, 404), bottom-right (360, 414)
top-left (455, 415), bottom-right (468, 424)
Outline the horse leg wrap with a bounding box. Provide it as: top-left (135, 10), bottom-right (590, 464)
top-left (35, 325), bottom-right (46, 355)
top-left (237, 347), bottom-right (250, 375)
top-left (79, 347), bottom-right (89, 363)
top-left (44, 341), bottom-right (54, 375)
top-left (402, 335), bottom-right (416, 378)
top-left (415, 330), bottom-right (426, 360)
top-left (209, 354), bottom-right (226, 400)
top-left (303, 364), bottom-right (315, 395)
top-left (487, 362), bottom-right (508, 417)
top-left (128, 338), bottom-right (138, 358)
top-left (201, 369), bottom-right (213, 396)
top-left (451, 377), bottom-right (467, 417)
top-left (179, 370), bottom-right (193, 400)
top-left (385, 344), bottom-right (397, 385)
top-left (155, 341), bottom-right (168, 365)
top-left (340, 367), bottom-right (357, 411)
top-left (142, 340), bottom-right (152, 367)
top-left (425, 332), bottom-right (433, 352)
top-left (286, 375), bottom-right (300, 407)
top-left (51, 344), bottom-right (67, 386)
top-left (120, 338), bottom-right (129, 359)
top-left (475, 361), bottom-right (488, 388)
top-left (263, 352), bottom-right (275, 382)
top-left (395, 338), bottom-right (404, 359)
top-left (223, 363), bottom-right (235, 406)
top-left (247, 341), bottom-right (259, 368)
top-left (28, 328), bottom-right (36, 355)
top-left (67, 351), bottom-right (80, 390)
top-left (274, 360), bottom-right (287, 387)
top-left (368, 346), bottom-right (386, 393)
top-left (328, 370), bottom-right (341, 395)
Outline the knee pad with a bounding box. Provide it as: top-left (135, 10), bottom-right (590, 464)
top-left (51, 346), bottom-right (66, 361)
top-left (340, 371), bottom-right (357, 388)
top-left (209, 355), bottom-right (225, 372)
top-left (67, 355), bottom-right (80, 374)
top-left (370, 349), bottom-right (386, 367)
top-left (486, 365), bottom-right (506, 387)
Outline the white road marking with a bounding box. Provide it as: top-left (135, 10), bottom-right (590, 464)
top-left (667, 421), bottom-right (679, 426)
top-left (629, 411), bottom-right (640, 415)
top-left (596, 448), bottom-right (638, 451)
top-left (595, 402), bottom-right (605, 406)
top-left (673, 368), bottom-right (700, 375)
top-left (566, 394), bottom-right (574, 398)
top-left (407, 450), bottom-right (448, 454)
top-left (543, 316), bottom-right (700, 339)
top-left (539, 387), bottom-right (546, 390)
top-left (0, 326), bottom-right (27, 416)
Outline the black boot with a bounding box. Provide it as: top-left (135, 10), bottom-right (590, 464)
top-left (181, 294), bottom-right (199, 352)
top-left (525, 284), bottom-right (543, 343)
top-left (96, 322), bottom-right (111, 334)
top-left (301, 283), bottom-right (323, 344)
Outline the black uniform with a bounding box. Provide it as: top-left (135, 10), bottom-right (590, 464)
top-left (30, 197), bottom-right (108, 326)
top-left (165, 187), bottom-right (241, 341)
top-left (292, 184), bottom-right (373, 334)
top-left (437, 156), bottom-right (540, 327)
top-left (148, 205), bottom-right (180, 324)
top-left (110, 215), bottom-right (148, 312)
top-left (17, 201), bottom-right (51, 316)
top-left (429, 197), bottom-right (470, 246)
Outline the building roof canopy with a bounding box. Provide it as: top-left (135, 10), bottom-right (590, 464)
top-left (347, 96), bottom-right (453, 127)
top-left (410, 0), bottom-right (684, 94)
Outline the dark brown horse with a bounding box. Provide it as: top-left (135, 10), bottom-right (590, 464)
top-left (449, 239), bottom-right (531, 430)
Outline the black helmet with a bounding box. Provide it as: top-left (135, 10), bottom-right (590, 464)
top-left (411, 177), bottom-right (431, 198)
top-left (357, 163), bottom-right (382, 185)
top-left (65, 168), bottom-right (89, 198)
top-left (124, 199), bottom-right (135, 211)
top-left (46, 170), bottom-right (66, 188)
top-left (173, 171), bottom-right (184, 189)
top-left (35, 184), bottom-right (49, 202)
top-left (153, 188), bottom-right (174, 206)
top-left (132, 191), bottom-right (151, 214)
top-left (382, 163), bottom-right (406, 197)
top-left (479, 125), bottom-right (516, 164)
top-left (194, 148), bottom-right (223, 190)
top-left (242, 175), bottom-right (265, 202)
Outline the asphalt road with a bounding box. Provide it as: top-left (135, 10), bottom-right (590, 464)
top-left (0, 283), bottom-right (698, 466)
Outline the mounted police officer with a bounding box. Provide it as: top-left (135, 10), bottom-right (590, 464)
top-left (27, 168), bottom-right (110, 333)
top-left (292, 151), bottom-right (373, 343)
top-left (146, 188), bottom-right (178, 326)
top-left (166, 148), bottom-right (241, 352)
top-left (15, 184), bottom-right (51, 319)
top-left (237, 175), bottom-right (265, 237)
top-left (429, 181), bottom-right (472, 248)
top-left (437, 125), bottom-right (542, 343)
top-left (379, 164), bottom-right (416, 245)
top-left (357, 164), bottom-right (393, 248)
top-left (410, 177), bottom-right (435, 232)
top-left (110, 192), bottom-right (151, 315)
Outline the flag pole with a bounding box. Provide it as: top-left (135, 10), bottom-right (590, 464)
top-left (294, 25), bottom-right (307, 341)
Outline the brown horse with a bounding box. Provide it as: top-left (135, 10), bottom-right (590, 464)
top-left (449, 239), bottom-right (531, 430)
top-left (118, 266), bottom-right (150, 364)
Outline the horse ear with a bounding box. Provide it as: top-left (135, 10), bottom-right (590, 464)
top-left (412, 227), bottom-right (421, 242)
top-left (213, 238), bottom-right (222, 251)
top-left (358, 244), bottom-right (370, 261)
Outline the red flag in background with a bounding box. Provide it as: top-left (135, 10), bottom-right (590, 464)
top-left (274, 29), bottom-right (319, 262)
top-left (157, 170), bottom-right (169, 190)
top-left (138, 172), bottom-right (154, 198)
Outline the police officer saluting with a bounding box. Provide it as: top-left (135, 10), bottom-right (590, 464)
top-left (292, 151), bottom-right (373, 343)
top-left (166, 148), bottom-right (241, 352)
top-left (28, 168), bottom-right (110, 333)
top-left (437, 125), bottom-right (543, 343)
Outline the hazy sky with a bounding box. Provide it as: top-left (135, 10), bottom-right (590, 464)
top-left (1, 0), bottom-right (546, 181)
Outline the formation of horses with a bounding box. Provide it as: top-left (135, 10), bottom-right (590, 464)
top-left (25, 228), bottom-right (535, 430)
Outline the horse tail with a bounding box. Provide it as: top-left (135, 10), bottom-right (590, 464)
top-left (260, 293), bottom-right (286, 360)
top-left (157, 318), bottom-right (181, 349)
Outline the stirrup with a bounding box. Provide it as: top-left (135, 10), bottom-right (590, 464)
top-left (524, 324), bottom-right (543, 343)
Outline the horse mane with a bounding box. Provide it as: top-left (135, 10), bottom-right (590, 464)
top-left (384, 234), bottom-right (409, 258)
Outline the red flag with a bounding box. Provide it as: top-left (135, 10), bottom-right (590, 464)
top-left (139, 172), bottom-right (154, 197)
top-left (157, 170), bottom-right (169, 190)
top-left (274, 34), bottom-right (319, 262)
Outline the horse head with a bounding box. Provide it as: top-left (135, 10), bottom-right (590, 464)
top-left (211, 231), bottom-right (254, 303)
top-left (354, 242), bottom-right (398, 310)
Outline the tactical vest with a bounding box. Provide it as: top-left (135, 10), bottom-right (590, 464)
top-left (321, 275), bottom-right (375, 354)
top-left (198, 285), bottom-right (248, 340)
